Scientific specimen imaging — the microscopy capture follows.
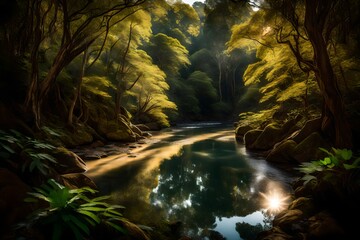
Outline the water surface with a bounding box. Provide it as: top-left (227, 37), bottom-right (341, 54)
top-left (86, 122), bottom-right (295, 239)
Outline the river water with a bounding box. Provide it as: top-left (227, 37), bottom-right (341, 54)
top-left (85, 122), bottom-right (295, 240)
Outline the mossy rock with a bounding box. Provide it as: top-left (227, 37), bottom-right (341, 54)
top-left (96, 117), bottom-right (136, 141)
top-left (288, 197), bottom-right (317, 218)
top-left (244, 129), bottom-right (263, 148)
top-left (61, 173), bottom-right (98, 190)
top-left (51, 147), bottom-right (87, 174)
top-left (266, 140), bottom-right (297, 163)
top-left (106, 130), bottom-right (136, 142)
top-left (272, 209), bottom-right (304, 233)
top-left (290, 118), bottom-right (322, 144)
top-left (291, 132), bottom-right (331, 163)
top-left (235, 124), bottom-right (253, 142)
top-left (251, 124), bottom-right (284, 150)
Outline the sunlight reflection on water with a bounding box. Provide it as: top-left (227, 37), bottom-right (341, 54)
top-left (87, 123), bottom-right (295, 240)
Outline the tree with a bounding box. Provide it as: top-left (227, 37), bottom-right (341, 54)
top-left (269, 0), bottom-right (353, 148)
top-left (1, 0), bottom-right (146, 128)
top-left (127, 50), bottom-right (177, 127)
top-left (151, 1), bottom-right (201, 46)
top-left (144, 33), bottom-right (191, 77)
top-left (229, 0), bottom-right (357, 148)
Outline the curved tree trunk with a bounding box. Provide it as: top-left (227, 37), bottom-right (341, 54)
top-left (304, 0), bottom-right (352, 148)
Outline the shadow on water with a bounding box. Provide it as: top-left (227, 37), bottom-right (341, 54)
top-left (85, 123), bottom-right (295, 240)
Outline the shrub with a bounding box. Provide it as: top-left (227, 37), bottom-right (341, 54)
top-left (0, 129), bottom-right (58, 176)
top-left (18, 179), bottom-right (127, 240)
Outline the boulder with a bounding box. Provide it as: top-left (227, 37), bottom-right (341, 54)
top-left (243, 129), bottom-right (263, 148)
top-left (272, 209), bottom-right (304, 233)
top-left (287, 197), bottom-right (317, 218)
top-left (291, 132), bottom-right (331, 163)
top-left (266, 140), bottom-right (297, 163)
top-left (251, 124), bottom-right (284, 150)
top-left (52, 147), bottom-right (87, 174)
top-left (235, 124), bottom-right (253, 142)
top-left (61, 173), bottom-right (98, 190)
top-left (293, 179), bottom-right (317, 198)
top-left (289, 118), bottom-right (322, 144)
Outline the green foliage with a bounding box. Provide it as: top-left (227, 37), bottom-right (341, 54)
top-left (0, 129), bottom-right (57, 176)
top-left (238, 107), bottom-right (279, 128)
top-left (145, 33), bottom-right (190, 76)
top-left (297, 148), bottom-right (360, 184)
top-left (20, 179), bottom-right (127, 240)
top-left (151, 1), bottom-right (200, 45)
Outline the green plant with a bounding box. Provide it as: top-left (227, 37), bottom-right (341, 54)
top-left (296, 147), bottom-right (360, 184)
top-left (20, 179), bottom-right (127, 240)
top-left (0, 129), bottom-right (58, 175)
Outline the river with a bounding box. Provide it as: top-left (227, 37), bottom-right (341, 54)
top-left (85, 122), bottom-right (295, 240)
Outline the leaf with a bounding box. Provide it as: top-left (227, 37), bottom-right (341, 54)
top-left (68, 195), bottom-right (81, 204)
top-left (343, 163), bottom-right (356, 170)
top-left (80, 206), bottom-right (107, 212)
top-left (102, 212), bottom-right (123, 219)
top-left (1, 144), bottom-right (15, 153)
top-left (32, 142), bottom-right (56, 150)
top-left (320, 157), bottom-right (332, 165)
top-left (340, 149), bottom-right (352, 161)
top-left (81, 201), bottom-right (109, 207)
top-left (77, 210), bottom-right (101, 224)
top-left (301, 174), bottom-right (317, 185)
top-left (106, 221), bottom-right (127, 233)
top-left (319, 147), bottom-right (333, 157)
top-left (27, 192), bottom-right (51, 203)
top-left (138, 224), bottom-right (153, 231)
top-left (330, 156), bottom-right (339, 166)
top-left (328, 163), bottom-right (335, 168)
top-left (91, 195), bottom-right (110, 202)
top-left (48, 179), bottom-right (65, 190)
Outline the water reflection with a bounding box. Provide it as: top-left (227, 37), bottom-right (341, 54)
top-left (148, 137), bottom-right (293, 239)
top-left (86, 123), bottom-right (294, 240)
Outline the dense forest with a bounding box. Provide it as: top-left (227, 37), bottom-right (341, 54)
top-left (0, 0), bottom-right (359, 239)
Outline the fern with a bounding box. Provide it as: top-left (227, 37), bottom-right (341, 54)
top-left (0, 129), bottom-right (58, 176)
top-left (21, 179), bottom-right (128, 240)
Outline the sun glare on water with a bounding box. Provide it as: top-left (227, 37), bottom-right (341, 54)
top-left (260, 190), bottom-right (289, 213)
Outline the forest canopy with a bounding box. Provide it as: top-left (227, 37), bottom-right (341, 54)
top-left (0, 0), bottom-right (359, 148)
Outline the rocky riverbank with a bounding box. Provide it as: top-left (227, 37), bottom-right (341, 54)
top-left (234, 115), bottom-right (360, 240)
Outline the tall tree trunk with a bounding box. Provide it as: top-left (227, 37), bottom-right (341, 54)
top-left (68, 49), bottom-right (87, 126)
top-left (304, 0), bottom-right (352, 148)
